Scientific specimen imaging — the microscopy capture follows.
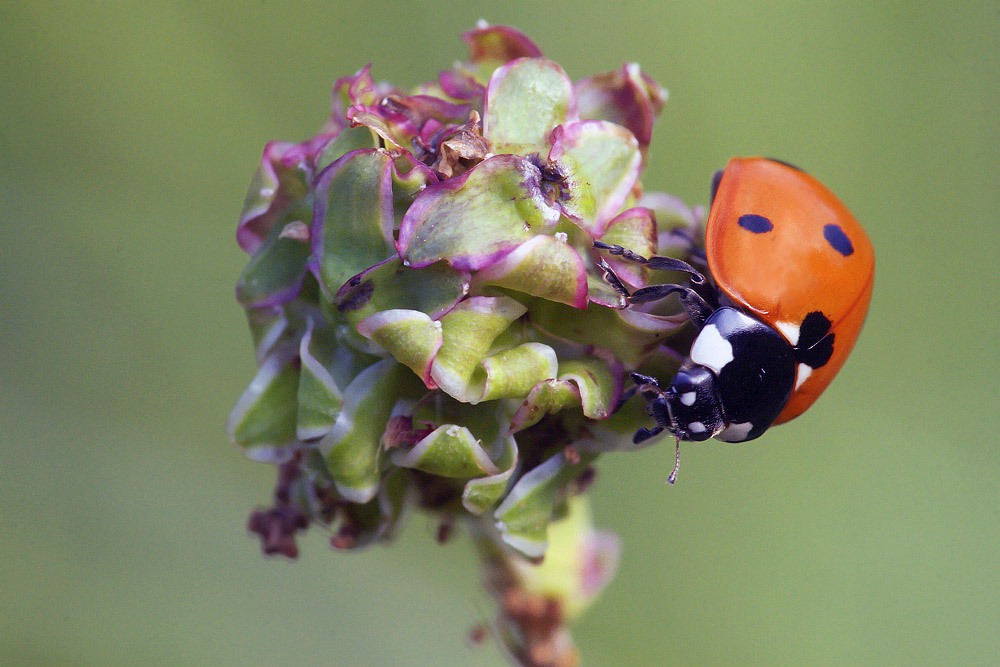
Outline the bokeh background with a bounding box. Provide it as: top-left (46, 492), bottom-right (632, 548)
top-left (3, 2), bottom-right (998, 664)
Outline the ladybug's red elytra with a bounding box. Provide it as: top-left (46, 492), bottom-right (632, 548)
top-left (596, 157), bottom-right (874, 479)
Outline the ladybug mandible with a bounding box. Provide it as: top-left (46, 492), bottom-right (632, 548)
top-left (596, 157), bottom-right (874, 479)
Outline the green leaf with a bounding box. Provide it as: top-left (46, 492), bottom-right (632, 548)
top-left (333, 257), bottom-right (469, 330)
top-left (392, 424), bottom-right (499, 478)
top-left (330, 467), bottom-right (412, 550)
top-left (318, 360), bottom-right (417, 502)
top-left (356, 310), bottom-right (443, 386)
top-left (509, 357), bottom-right (620, 432)
top-left (508, 495), bottom-right (621, 620)
top-left (493, 451), bottom-right (597, 558)
top-left (476, 342), bottom-right (558, 402)
top-left (295, 323), bottom-right (344, 441)
top-left (397, 155), bottom-right (561, 271)
top-left (598, 207), bottom-right (657, 287)
top-left (236, 209), bottom-right (313, 308)
top-left (429, 295), bottom-right (527, 402)
top-left (462, 435), bottom-right (518, 515)
top-left (550, 121), bottom-right (641, 236)
top-left (471, 235), bottom-right (589, 308)
top-left (315, 126), bottom-right (378, 172)
top-left (314, 150), bottom-right (396, 294)
top-left (227, 347), bottom-right (300, 456)
top-left (484, 58), bottom-right (574, 153)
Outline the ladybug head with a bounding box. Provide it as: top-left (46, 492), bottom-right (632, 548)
top-left (658, 366), bottom-right (726, 442)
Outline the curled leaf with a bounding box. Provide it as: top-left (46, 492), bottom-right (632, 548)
top-left (549, 120), bottom-right (641, 236)
top-left (463, 436), bottom-right (518, 515)
top-left (397, 155), bottom-right (561, 270)
top-left (393, 424), bottom-right (500, 478)
top-left (429, 296), bottom-right (527, 403)
top-left (575, 63), bottom-right (667, 149)
top-left (463, 24), bottom-right (543, 65)
top-left (356, 309), bottom-right (443, 387)
top-left (509, 357), bottom-right (622, 433)
top-left (494, 451), bottom-right (596, 558)
top-left (333, 256), bottom-right (469, 329)
top-left (319, 360), bottom-right (418, 502)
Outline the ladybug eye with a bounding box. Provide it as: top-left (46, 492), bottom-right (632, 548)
top-left (823, 223), bottom-right (854, 256)
top-left (737, 214), bottom-right (774, 234)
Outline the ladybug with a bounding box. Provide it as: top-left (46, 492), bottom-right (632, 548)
top-left (596, 157), bottom-right (873, 478)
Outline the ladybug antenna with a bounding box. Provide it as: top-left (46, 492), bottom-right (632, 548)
top-left (667, 437), bottom-right (681, 484)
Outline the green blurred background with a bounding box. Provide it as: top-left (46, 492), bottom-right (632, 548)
top-left (2, 2), bottom-right (998, 664)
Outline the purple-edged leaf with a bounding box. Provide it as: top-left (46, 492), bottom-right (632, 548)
top-left (493, 450), bottom-right (596, 559)
top-left (333, 256), bottom-right (468, 329)
top-left (245, 305), bottom-right (289, 365)
top-left (463, 435), bottom-right (518, 515)
top-left (438, 69), bottom-right (485, 105)
top-left (347, 95), bottom-right (470, 156)
top-left (429, 296), bottom-right (527, 403)
top-left (319, 360), bottom-right (419, 502)
top-left (329, 64), bottom-right (393, 133)
top-left (227, 345), bottom-right (299, 454)
top-left (237, 141), bottom-right (311, 254)
top-left (312, 149), bottom-right (396, 295)
top-left (356, 310), bottom-right (443, 387)
top-left (315, 126), bottom-right (378, 173)
top-left (586, 272), bottom-right (627, 310)
top-left (472, 235), bottom-right (589, 309)
top-left (483, 59), bottom-right (576, 154)
top-left (236, 213), bottom-right (313, 308)
top-left (598, 207), bottom-right (657, 287)
top-left (549, 120), bottom-right (641, 236)
top-left (575, 63), bottom-right (667, 148)
top-left (508, 379), bottom-right (581, 434)
top-left (463, 23), bottom-right (543, 64)
top-left (397, 155), bottom-right (561, 270)
top-left (558, 357), bottom-right (622, 420)
top-left (296, 320), bottom-right (382, 442)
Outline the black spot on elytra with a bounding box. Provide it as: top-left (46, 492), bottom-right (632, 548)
top-left (738, 214), bottom-right (774, 234)
top-left (795, 311), bottom-right (835, 369)
top-left (823, 223), bottom-right (854, 256)
top-left (710, 169), bottom-right (724, 205)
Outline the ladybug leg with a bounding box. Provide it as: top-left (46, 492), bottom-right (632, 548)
top-left (628, 283), bottom-right (714, 327)
top-left (596, 258), bottom-right (633, 303)
top-left (633, 425), bottom-right (664, 444)
top-left (595, 245), bottom-right (715, 326)
top-left (594, 241), bottom-right (706, 285)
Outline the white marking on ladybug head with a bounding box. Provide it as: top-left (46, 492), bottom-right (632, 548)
top-left (680, 391), bottom-right (697, 406)
top-left (690, 324), bottom-right (734, 373)
top-left (775, 321), bottom-right (800, 346)
top-left (795, 362), bottom-right (813, 390)
top-left (688, 421), bottom-right (706, 434)
top-left (716, 421), bottom-right (753, 442)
